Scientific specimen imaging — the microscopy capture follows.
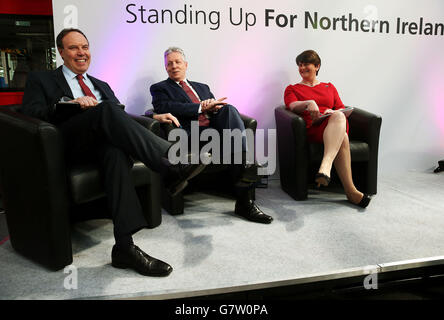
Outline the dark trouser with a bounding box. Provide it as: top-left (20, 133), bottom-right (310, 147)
top-left (59, 101), bottom-right (171, 240)
top-left (205, 104), bottom-right (253, 200)
top-left (209, 104), bottom-right (247, 154)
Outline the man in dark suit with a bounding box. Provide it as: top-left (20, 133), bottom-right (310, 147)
top-left (150, 47), bottom-right (273, 224)
top-left (21, 29), bottom-right (206, 277)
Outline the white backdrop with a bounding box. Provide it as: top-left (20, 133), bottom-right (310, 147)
top-left (52, 0), bottom-right (444, 173)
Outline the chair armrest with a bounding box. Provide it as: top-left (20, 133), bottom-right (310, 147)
top-left (348, 107), bottom-right (382, 148)
top-left (144, 111), bottom-right (188, 141)
top-left (142, 111), bottom-right (172, 140)
top-left (129, 113), bottom-right (160, 136)
top-left (159, 122), bottom-right (176, 140)
top-left (0, 108), bottom-right (72, 269)
top-left (348, 107), bottom-right (382, 195)
top-left (274, 106), bottom-right (310, 200)
top-left (0, 108), bottom-right (67, 179)
top-left (274, 106), bottom-right (307, 148)
top-left (142, 110), bottom-right (258, 146)
top-left (144, 111), bottom-right (258, 136)
top-left (240, 113), bottom-right (257, 132)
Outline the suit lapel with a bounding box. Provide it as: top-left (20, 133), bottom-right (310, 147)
top-left (53, 66), bottom-right (74, 99)
top-left (88, 75), bottom-right (109, 100)
top-left (166, 78), bottom-right (193, 102)
top-left (53, 66), bottom-right (111, 100)
top-left (189, 81), bottom-right (206, 100)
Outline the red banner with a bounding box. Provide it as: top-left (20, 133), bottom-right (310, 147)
top-left (0, 0), bottom-right (52, 16)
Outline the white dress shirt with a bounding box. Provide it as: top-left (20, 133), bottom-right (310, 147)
top-left (62, 65), bottom-right (103, 103)
top-left (175, 78), bottom-right (204, 113)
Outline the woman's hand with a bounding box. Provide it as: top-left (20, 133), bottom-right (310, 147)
top-left (323, 109), bottom-right (335, 115)
top-left (306, 100), bottom-right (321, 121)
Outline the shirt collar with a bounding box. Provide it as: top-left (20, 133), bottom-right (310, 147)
top-left (62, 64), bottom-right (89, 81)
top-left (175, 78), bottom-right (189, 86)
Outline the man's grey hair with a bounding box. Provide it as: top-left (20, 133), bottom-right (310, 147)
top-left (164, 47), bottom-right (186, 62)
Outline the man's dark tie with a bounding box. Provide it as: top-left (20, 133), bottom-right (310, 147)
top-left (76, 74), bottom-right (97, 100)
top-left (179, 80), bottom-right (210, 127)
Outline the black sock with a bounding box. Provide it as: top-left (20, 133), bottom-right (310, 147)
top-left (115, 234), bottom-right (134, 249)
top-left (235, 186), bottom-right (253, 204)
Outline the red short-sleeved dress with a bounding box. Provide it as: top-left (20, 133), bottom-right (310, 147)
top-left (284, 82), bottom-right (348, 143)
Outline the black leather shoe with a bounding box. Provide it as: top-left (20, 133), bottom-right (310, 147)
top-left (163, 153), bottom-right (209, 196)
top-left (235, 200), bottom-right (273, 224)
top-left (111, 244), bottom-right (173, 277)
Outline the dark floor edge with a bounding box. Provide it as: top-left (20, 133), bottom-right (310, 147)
top-left (78, 256), bottom-right (444, 300)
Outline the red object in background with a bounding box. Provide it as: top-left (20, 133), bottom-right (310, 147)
top-left (0, 0), bottom-right (53, 106)
top-left (0, 92), bottom-right (24, 105)
top-left (0, 236), bottom-right (10, 246)
top-left (0, 0), bottom-right (52, 15)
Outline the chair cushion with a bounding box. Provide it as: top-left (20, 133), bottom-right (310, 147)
top-left (68, 161), bottom-right (151, 204)
top-left (309, 140), bottom-right (369, 163)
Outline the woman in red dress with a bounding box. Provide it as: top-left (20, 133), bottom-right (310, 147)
top-left (284, 50), bottom-right (370, 208)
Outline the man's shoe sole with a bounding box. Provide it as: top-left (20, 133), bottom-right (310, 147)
top-left (111, 261), bottom-right (173, 277)
top-left (185, 163), bottom-right (206, 181)
top-left (238, 214), bottom-right (273, 224)
top-left (168, 164), bottom-right (206, 196)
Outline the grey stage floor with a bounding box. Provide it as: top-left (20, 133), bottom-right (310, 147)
top-left (0, 170), bottom-right (443, 300)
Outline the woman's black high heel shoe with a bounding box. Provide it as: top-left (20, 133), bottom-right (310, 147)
top-left (315, 173), bottom-right (331, 187)
top-left (356, 193), bottom-right (371, 208)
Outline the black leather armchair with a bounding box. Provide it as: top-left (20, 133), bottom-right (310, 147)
top-left (0, 105), bottom-right (162, 270)
top-left (275, 106), bottom-right (382, 200)
top-left (145, 110), bottom-right (257, 215)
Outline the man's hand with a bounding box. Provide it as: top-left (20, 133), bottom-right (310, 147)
top-left (200, 98), bottom-right (214, 111)
top-left (72, 96), bottom-right (99, 109)
top-left (153, 113), bottom-right (180, 127)
top-left (306, 100), bottom-right (321, 121)
top-left (201, 97), bottom-right (227, 113)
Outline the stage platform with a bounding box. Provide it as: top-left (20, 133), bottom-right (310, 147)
top-left (1, 170), bottom-right (444, 300)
